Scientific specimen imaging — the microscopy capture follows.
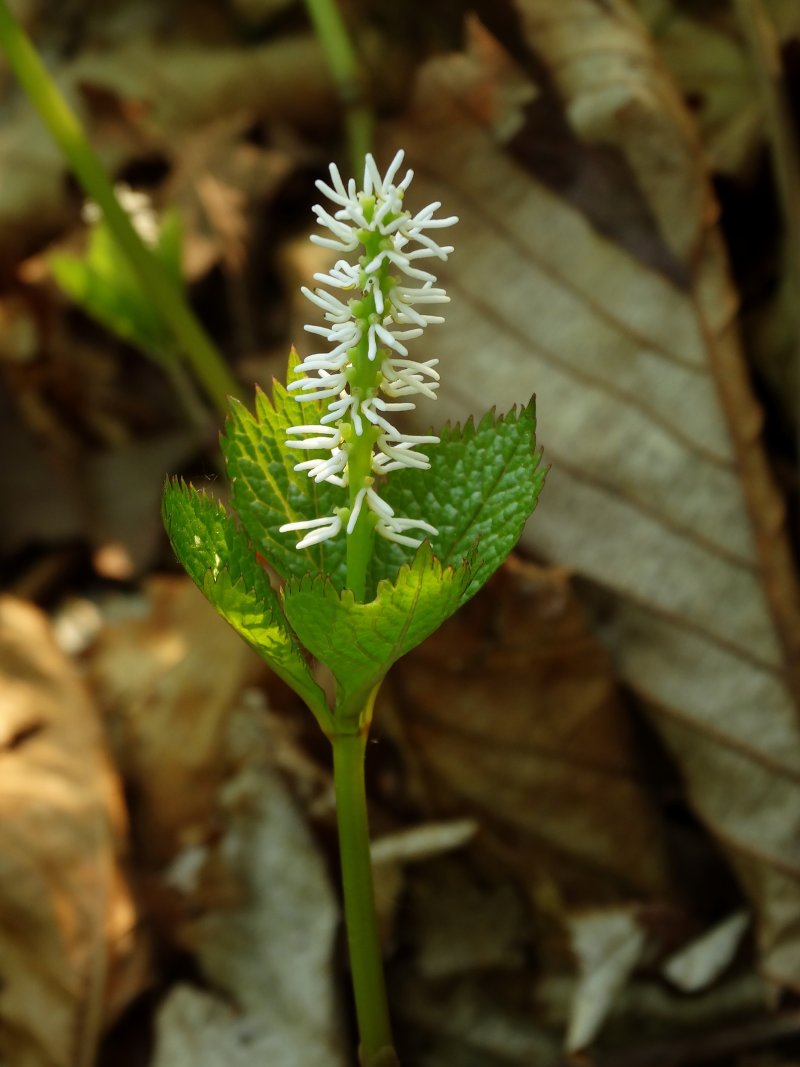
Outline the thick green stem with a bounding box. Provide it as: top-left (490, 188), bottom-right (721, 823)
top-left (303, 0), bottom-right (372, 174)
top-left (346, 432), bottom-right (375, 602)
top-left (0, 0), bottom-right (240, 416)
top-left (332, 723), bottom-right (396, 1065)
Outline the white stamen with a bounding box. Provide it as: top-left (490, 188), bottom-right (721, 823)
top-left (279, 513), bottom-right (342, 549)
top-left (346, 487), bottom-right (367, 534)
top-left (374, 515), bottom-right (438, 548)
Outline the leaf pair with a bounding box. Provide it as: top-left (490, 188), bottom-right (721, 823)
top-left (162, 353), bottom-right (545, 732)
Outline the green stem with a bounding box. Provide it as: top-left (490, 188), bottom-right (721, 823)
top-left (346, 434), bottom-right (375, 602)
top-left (332, 722), bottom-right (396, 1066)
top-left (303, 0), bottom-right (372, 174)
top-left (0, 0), bottom-right (240, 416)
top-left (734, 0), bottom-right (800, 437)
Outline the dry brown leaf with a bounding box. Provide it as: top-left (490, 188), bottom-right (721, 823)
top-left (153, 984), bottom-right (340, 1067)
top-left (149, 757), bottom-right (345, 1063)
top-left (0, 387), bottom-right (83, 558)
top-left (166, 114), bottom-right (293, 283)
top-left (86, 578), bottom-right (346, 1061)
top-left (566, 908), bottom-right (648, 1052)
top-left (153, 765), bottom-right (346, 1067)
top-left (392, 964), bottom-right (562, 1067)
top-left (390, 853), bottom-right (561, 1065)
top-left (635, 5), bottom-right (762, 178)
top-left (390, 3), bottom-right (800, 988)
top-left (387, 558), bottom-right (674, 908)
top-left (0, 597), bottom-right (144, 1067)
top-left (662, 910), bottom-right (751, 993)
top-left (86, 576), bottom-right (264, 872)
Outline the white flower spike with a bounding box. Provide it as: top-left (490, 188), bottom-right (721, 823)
top-left (280, 150), bottom-right (457, 552)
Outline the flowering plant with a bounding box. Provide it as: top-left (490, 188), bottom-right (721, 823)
top-left (162, 150), bottom-right (545, 1065)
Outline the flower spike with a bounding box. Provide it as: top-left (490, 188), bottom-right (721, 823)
top-left (280, 150), bottom-right (457, 552)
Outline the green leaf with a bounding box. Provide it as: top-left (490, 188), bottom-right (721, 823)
top-left (371, 403), bottom-right (545, 602)
top-left (162, 478), bottom-right (332, 731)
top-left (282, 542), bottom-right (470, 724)
top-left (50, 211), bottom-right (185, 363)
top-left (220, 351), bottom-right (348, 588)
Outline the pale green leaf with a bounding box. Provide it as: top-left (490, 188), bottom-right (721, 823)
top-left (50, 211), bottom-right (184, 362)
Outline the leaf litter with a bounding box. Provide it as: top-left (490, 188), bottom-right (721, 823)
top-left (2, 0), bottom-right (800, 1063)
top-left (390, 2), bottom-right (800, 997)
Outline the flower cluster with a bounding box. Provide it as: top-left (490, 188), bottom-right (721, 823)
top-left (280, 150), bottom-right (457, 551)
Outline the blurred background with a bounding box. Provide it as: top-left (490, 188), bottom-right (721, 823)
top-left (1, 1), bottom-right (799, 1065)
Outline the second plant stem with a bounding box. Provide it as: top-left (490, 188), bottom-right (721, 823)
top-left (303, 0), bottom-right (372, 175)
top-left (332, 726), bottom-right (396, 1065)
top-left (0, 0), bottom-right (239, 416)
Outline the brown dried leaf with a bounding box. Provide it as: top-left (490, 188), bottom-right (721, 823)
top-left (636, 8), bottom-right (762, 178)
top-left (153, 984), bottom-right (340, 1067)
top-left (566, 909), bottom-right (648, 1052)
top-left (662, 910), bottom-right (751, 994)
top-left (392, 3), bottom-right (800, 988)
top-left (86, 577), bottom-right (345, 1063)
top-left (152, 767), bottom-right (346, 1067)
top-left (86, 576), bottom-right (264, 872)
top-left (0, 597), bottom-right (144, 1067)
top-left (388, 559), bottom-right (674, 907)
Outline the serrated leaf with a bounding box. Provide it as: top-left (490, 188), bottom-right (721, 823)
top-left (220, 351), bottom-right (348, 588)
top-left (371, 403), bottom-right (545, 601)
top-left (162, 478), bottom-right (331, 730)
top-left (282, 542), bottom-right (470, 724)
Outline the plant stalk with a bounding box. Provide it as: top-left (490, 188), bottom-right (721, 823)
top-left (0, 0), bottom-right (240, 416)
top-left (303, 0), bottom-right (372, 174)
top-left (332, 726), bottom-right (396, 1065)
top-left (734, 0), bottom-right (800, 440)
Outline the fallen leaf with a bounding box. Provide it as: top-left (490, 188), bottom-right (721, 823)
top-left (0, 386), bottom-right (83, 557)
top-left (156, 765), bottom-right (346, 1066)
top-left (662, 910), bottom-right (751, 994)
top-left (390, 3), bottom-right (800, 989)
top-left (85, 431), bottom-right (206, 578)
top-left (86, 577), bottom-right (346, 1061)
top-left (636, 7), bottom-right (762, 178)
top-left (387, 558), bottom-right (675, 909)
top-left (566, 909), bottom-right (648, 1052)
top-left (0, 597), bottom-right (145, 1067)
top-left (153, 980), bottom-right (342, 1067)
top-left (392, 963), bottom-right (562, 1067)
top-left (86, 576), bottom-right (264, 872)
top-left (404, 855), bottom-right (534, 980)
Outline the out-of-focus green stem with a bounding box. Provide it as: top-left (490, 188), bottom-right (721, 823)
top-left (303, 0), bottom-right (372, 173)
top-left (0, 0), bottom-right (240, 416)
top-left (332, 722), bottom-right (397, 1066)
top-left (734, 0), bottom-right (800, 434)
